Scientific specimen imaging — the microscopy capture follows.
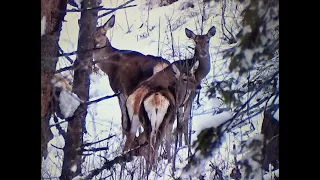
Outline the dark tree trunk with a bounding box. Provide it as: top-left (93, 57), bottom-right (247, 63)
top-left (60, 0), bottom-right (99, 179)
top-left (41, 0), bottom-right (67, 163)
top-left (261, 107), bottom-right (279, 171)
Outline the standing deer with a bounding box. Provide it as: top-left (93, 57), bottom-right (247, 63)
top-left (125, 60), bottom-right (199, 165)
top-left (93, 15), bottom-right (170, 142)
top-left (173, 26), bottom-right (217, 146)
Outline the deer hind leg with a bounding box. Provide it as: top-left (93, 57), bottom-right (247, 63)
top-left (123, 114), bottom-right (141, 152)
top-left (124, 94), bottom-right (141, 152)
top-left (144, 93), bottom-right (170, 165)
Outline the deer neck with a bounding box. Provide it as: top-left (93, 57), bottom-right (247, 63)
top-left (93, 38), bottom-right (116, 62)
top-left (194, 48), bottom-right (211, 83)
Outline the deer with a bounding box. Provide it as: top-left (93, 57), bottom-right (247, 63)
top-left (125, 60), bottom-right (199, 165)
top-left (169, 26), bottom-right (217, 147)
top-left (93, 14), bottom-right (171, 143)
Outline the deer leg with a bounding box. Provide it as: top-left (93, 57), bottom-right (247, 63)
top-left (165, 121), bottom-right (174, 160)
top-left (118, 94), bottom-right (130, 139)
top-left (123, 114), bottom-right (141, 152)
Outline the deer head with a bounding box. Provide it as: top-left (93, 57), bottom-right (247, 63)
top-left (94, 14), bottom-right (115, 48)
top-left (185, 26), bottom-right (216, 59)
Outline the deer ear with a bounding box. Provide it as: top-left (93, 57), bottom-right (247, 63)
top-left (103, 14), bottom-right (115, 31)
top-left (172, 64), bottom-right (181, 78)
top-left (207, 26), bottom-right (216, 38)
top-left (185, 28), bottom-right (196, 39)
top-left (190, 60), bottom-right (199, 74)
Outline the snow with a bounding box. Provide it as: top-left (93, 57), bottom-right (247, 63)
top-left (71, 164), bottom-right (77, 172)
top-left (74, 0), bottom-right (83, 9)
top-left (59, 90), bottom-right (81, 118)
top-left (192, 111), bottom-right (233, 139)
top-left (41, 16), bottom-right (46, 36)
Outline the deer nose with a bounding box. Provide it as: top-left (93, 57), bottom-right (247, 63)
top-left (199, 49), bottom-right (208, 56)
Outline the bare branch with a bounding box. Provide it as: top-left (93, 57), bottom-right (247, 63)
top-left (83, 135), bottom-right (116, 146)
top-left (98, 0), bottom-right (136, 19)
top-left (86, 93), bottom-right (121, 105)
top-left (55, 65), bottom-right (73, 74)
top-left (58, 45), bottom-right (74, 64)
top-left (52, 114), bottom-right (66, 138)
top-left (51, 144), bottom-right (64, 150)
top-left (83, 147), bottom-right (108, 152)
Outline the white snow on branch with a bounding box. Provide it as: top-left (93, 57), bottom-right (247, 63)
top-left (59, 90), bottom-right (81, 118)
top-left (41, 16), bottom-right (46, 36)
top-left (193, 111), bottom-right (233, 135)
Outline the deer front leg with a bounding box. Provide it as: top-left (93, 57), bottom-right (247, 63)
top-left (118, 93), bottom-right (130, 139)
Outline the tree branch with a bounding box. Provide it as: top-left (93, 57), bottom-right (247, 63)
top-left (52, 114), bottom-right (67, 138)
top-left (83, 135), bottom-right (115, 147)
top-left (58, 45), bottom-right (74, 64)
top-left (86, 93), bottom-right (121, 105)
top-left (83, 147), bottom-right (109, 152)
top-left (51, 144), bottom-right (64, 150)
top-left (98, 0), bottom-right (136, 19)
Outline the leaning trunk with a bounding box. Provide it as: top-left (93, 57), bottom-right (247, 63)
top-left (60, 0), bottom-right (99, 179)
top-left (41, 0), bottom-right (67, 163)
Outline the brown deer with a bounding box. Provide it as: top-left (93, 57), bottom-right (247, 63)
top-left (172, 26), bottom-right (216, 146)
top-left (125, 60), bottom-right (199, 165)
top-left (93, 14), bottom-right (170, 141)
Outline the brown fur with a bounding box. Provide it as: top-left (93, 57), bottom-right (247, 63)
top-left (124, 61), bottom-right (199, 165)
top-left (92, 15), bottom-right (170, 139)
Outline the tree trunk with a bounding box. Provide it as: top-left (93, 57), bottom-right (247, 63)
top-left (41, 0), bottom-right (67, 163)
top-left (60, 0), bottom-right (99, 179)
top-left (261, 107), bottom-right (279, 171)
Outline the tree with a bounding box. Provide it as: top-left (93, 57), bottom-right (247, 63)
top-left (41, 0), bottom-right (67, 163)
top-left (60, 0), bottom-right (100, 179)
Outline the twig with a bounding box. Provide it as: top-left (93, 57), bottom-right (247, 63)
top-left (83, 147), bottom-right (109, 152)
top-left (51, 144), bottom-right (64, 150)
top-left (166, 15), bottom-right (175, 58)
top-left (49, 119), bottom-right (68, 128)
top-left (158, 17), bottom-right (161, 56)
top-left (86, 93), bottom-right (121, 105)
top-left (58, 45), bottom-right (74, 64)
top-left (64, 6), bottom-right (103, 12)
top-left (52, 114), bottom-right (66, 138)
top-left (83, 135), bottom-right (116, 146)
top-left (98, 0), bottom-right (136, 19)
top-left (55, 65), bottom-right (73, 74)
top-left (221, 0), bottom-right (236, 44)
